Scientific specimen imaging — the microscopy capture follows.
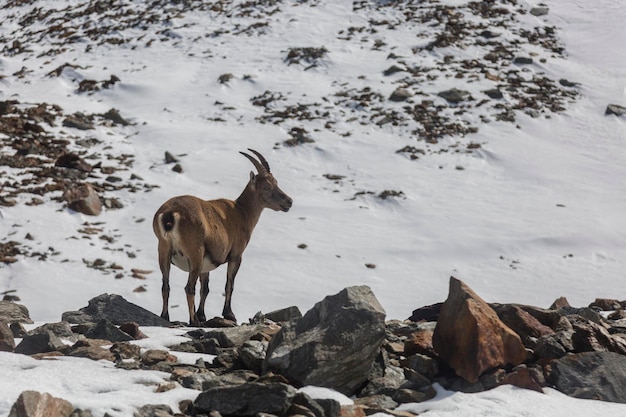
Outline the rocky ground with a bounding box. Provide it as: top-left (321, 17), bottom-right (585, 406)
top-left (3, 279), bottom-right (626, 416)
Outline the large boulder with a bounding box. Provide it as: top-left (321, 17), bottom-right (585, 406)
top-left (547, 351), bottom-right (626, 403)
top-left (8, 391), bottom-right (74, 417)
top-left (62, 294), bottom-right (170, 327)
top-left (433, 277), bottom-right (527, 383)
top-left (264, 286), bottom-right (386, 396)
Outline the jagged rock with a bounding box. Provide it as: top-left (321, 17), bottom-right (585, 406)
top-left (15, 331), bottom-right (65, 355)
top-left (194, 382), bottom-right (297, 416)
top-left (401, 354), bottom-right (439, 380)
top-left (550, 296), bottom-right (571, 310)
top-left (8, 391), bottom-right (74, 417)
top-left (0, 321), bottom-right (15, 352)
top-left (491, 304), bottom-right (554, 348)
top-left (265, 286), bottom-right (386, 396)
top-left (534, 331), bottom-right (574, 359)
top-left (164, 151), bottom-right (179, 164)
top-left (433, 277), bottom-right (527, 383)
top-left (63, 184), bottom-right (102, 216)
top-left (568, 314), bottom-right (626, 354)
top-left (84, 319), bottom-right (133, 342)
top-left (548, 351), bottom-right (626, 403)
top-left (605, 104), bottom-right (626, 116)
top-left (62, 293), bottom-right (170, 326)
top-left (0, 301), bottom-right (33, 324)
top-left (291, 392), bottom-right (327, 417)
top-left (264, 306), bottom-right (303, 323)
top-left (239, 340), bottom-right (267, 374)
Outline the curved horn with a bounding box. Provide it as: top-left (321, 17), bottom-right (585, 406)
top-left (247, 148), bottom-right (271, 173)
top-left (240, 150), bottom-right (267, 175)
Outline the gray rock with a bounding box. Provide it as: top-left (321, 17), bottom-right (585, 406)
top-left (265, 286), bottom-right (386, 396)
top-left (194, 382), bottom-right (297, 416)
top-left (63, 294), bottom-right (170, 327)
top-left (15, 331), bottom-right (65, 355)
top-left (187, 324), bottom-right (267, 348)
top-left (28, 322), bottom-right (77, 341)
top-left (265, 306), bottom-right (303, 323)
top-left (483, 89), bottom-right (503, 99)
top-left (605, 104), bottom-right (626, 116)
top-left (84, 319), bottom-right (134, 342)
top-left (513, 57), bottom-right (534, 65)
top-left (239, 340), bottom-right (267, 374)
top-left (548, 351), bottom-right (626, 403)
top-left (389, 87), bottom-right (413, 102)
top-left (0, 301), bottom-right (33, 324)
top-left (530, 6), bottom-right (549, 16)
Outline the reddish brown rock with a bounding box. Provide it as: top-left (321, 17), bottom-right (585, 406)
top-left (432, 277), bottom-right (527, 383)
top-left (404, 328), bottom-right (435, 357)
top-left (549, 296), bottom-right (570, 310)
top-left (500, 366), bottom-right (544, 393)
top-left (8, 390), bottom-right (74, 417)
top-left (589, 298), bottom-right (621, 311)
top-left (491, 304), bottom-right (554, 347)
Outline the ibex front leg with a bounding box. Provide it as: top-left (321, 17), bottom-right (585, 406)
top-left (223, 257), bottom-right (241, 322)
top-left (196, 272), bottom-right (210, 323)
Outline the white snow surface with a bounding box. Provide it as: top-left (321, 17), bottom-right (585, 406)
top-left (0, 0), bottom-right (625, 415)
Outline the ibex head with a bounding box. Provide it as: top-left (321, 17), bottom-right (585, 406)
top-left (240, 149), bottom-right (293, 212)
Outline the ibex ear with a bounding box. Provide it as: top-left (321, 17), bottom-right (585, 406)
top-left (249, 171), bottom-right (255, 183)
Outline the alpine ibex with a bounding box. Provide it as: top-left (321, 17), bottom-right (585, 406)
top-left (153, 149), bottom-right (293, 325)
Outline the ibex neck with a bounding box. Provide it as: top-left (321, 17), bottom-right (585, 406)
top-left (235, 184), bottom-right (263, 226)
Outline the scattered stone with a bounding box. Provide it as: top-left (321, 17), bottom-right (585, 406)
top-left (55, 153), bottom-right (93, 172)
top-left (119, 322), bottom-right (148, 339)
top-left (63, 184), bottom-right (102, 216)
top-left (265, 286), bottom-right (386, 396)
top-left (8, 391), bottom-right (74, 417)
top-left (172, 163), bottom-right (183, 173)
top-left (550, 296), bottom-right (571, 310)
top-left (513, 57), bottom-right (534, 65)
top-left (483, 89), bottom-right (503, 99)
top-left (102, 108), bottom-right (130, 126)
top-left (433, 277), bottom-right (526, 383)
top-left (62, 113), bottom-right (94, 130)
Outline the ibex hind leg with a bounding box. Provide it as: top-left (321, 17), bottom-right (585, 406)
top-left (158, 242), bottom-right (172, 321)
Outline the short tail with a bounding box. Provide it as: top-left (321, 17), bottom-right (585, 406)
top-left (161, 211), bottom-right (176, 233)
